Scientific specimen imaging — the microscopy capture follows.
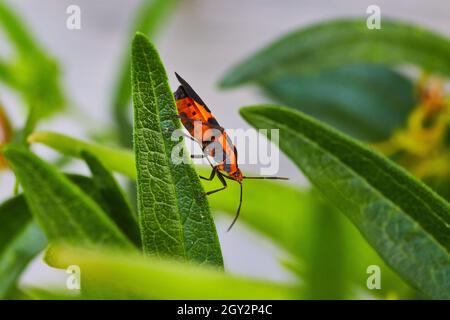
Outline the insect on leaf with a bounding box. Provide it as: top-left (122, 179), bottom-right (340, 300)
top-left (131, 32), bottom-right (223, 266)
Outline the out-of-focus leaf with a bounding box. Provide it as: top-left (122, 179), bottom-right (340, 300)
top-left (262, 64), bottom-right (417, 141)
top-left (113, 0), bottom-right (179, 147)
top-left (0, 2), bottom-right (65, 123)
top-left (0, 195), bottom-right (46, 298)
top-left (22, 287), bottom-right (80, 300)
top-left (0, 60), bottom-right (17, 87)
top-left (3, 286), bottom-right (36, 300)
top-left (81, 151), bottom-right (141, 247)
top-left (28, 131), bottom-right (136, 179)
top-left (131, 33), bottom-right (223, 266)
top-left (204, 176), bottom-right (415, 299)
top-left (45, 244), bottom-right (295, 299)
top-left (220, 19), bottom-right (450, 87)
top-left (0, 103), bottom-right (13, 168)
top-left (240, 105), bottom-right (450, 299)
top-left (0, 2), bottom-right (40, 54)
top-left (3, 145), bottom-right (134, 250)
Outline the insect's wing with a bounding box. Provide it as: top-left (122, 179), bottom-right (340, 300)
top-left (175, 72), bottom-right (211, 112)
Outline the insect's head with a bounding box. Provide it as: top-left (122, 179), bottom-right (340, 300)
top-left (231, 168), bottom-right (244, 182)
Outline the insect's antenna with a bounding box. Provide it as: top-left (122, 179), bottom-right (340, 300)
top-left (227, 182), bottom-right (243, 232)
top-left (243, 176), bottom-right (289, 180)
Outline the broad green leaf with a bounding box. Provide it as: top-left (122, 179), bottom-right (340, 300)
top-left (3, 145), bottom-right (134, 250)
top-left (81, 151), bottom-right (141, 247)
top-left (240, 105), bottom-right (450, 299)
top-left (45, 244), bottom-right (295, 299)
top-left (0, 195), bottom-right (46, 298)
top-left (28, 131), bottom-right (136, 179)
top-left (262, 64), bottom-right (417, 141)
top-left (113, 0), bottom-right (179, 147)
top-left (131, 33), bottom-right (223, 266)
top-left (220, 19), bottom-right (450, 87)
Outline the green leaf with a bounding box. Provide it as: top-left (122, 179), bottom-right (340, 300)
top-left (220, 19), bottom-right (450, 87)
top-left (113, 0), bottom-right (179, 147)
top-left (0, 59), bottom-right (17, 87)
top-left (240, 105), bottom-right (450, 299)
top-left (0, 2), bottom-right (40, 55)
top-left (205, 177), bottom-right (415, 299)
top-left (80, 151), bottom-right (141, 247)
top-left (131, 33), bottom-right (223, 266)
top-left (45, 244), bottom-right (295, 299)
top-left (262, 64), bottom-right (417, 141)
top-left (22, 287), bottom-right (80, 300)
top-left (0, 195), bottom-right (46, 298)
top-left (28, 131), bottom-right (136, 179)
top-left (0, 2), bottom-right (65, 122)
top-left (3, 145), bottom-right (134, 250)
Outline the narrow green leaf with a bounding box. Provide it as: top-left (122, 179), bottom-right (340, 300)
top-left (81, 151), bottom-right (141, 247)
top-left (3, 145), bottom-right (134, 250)
top-left (66, 174), bottom-right (111, 210)
top-left (45, 244), bottom-right (295, 299)
top-left (0, 2), bottom-right (65, 121)
top-left (28, 131), bottom-right (136, 179)
top-left (220, 19), bottom-right (450, 87)
top-left (0, 1), bottom-right (40, 55)
top-left (0, 59), bottom-right (18, 87)
top-left (240, 105), bottom-right (450, 299)
top-left (0, 195), bottom-right (46, 298)
top-left (113, 0), bottom-right (179, 147)
top-left (262, 64), bottom-right (417, 141)
top-left (131, 33), bottom-right (223, 266)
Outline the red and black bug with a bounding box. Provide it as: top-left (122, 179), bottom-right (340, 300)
top-left (174, 73), bottom-right (288, 231)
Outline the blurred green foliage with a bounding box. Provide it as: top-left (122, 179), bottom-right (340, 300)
top-left (0, 1), bottom-right (65, 140)
top-left (0, 2), bottom-right (449, 300)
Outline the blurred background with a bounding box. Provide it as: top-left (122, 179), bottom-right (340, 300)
top-left (0, 0), bottom-right (449, 296)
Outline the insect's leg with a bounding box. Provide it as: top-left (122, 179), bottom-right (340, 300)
top-left (199, 167), bottom-right (216, 181)
top-left (227, 182), bottom-right (242, 232)
top-left (205, 172), bottom-right (227, 196)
